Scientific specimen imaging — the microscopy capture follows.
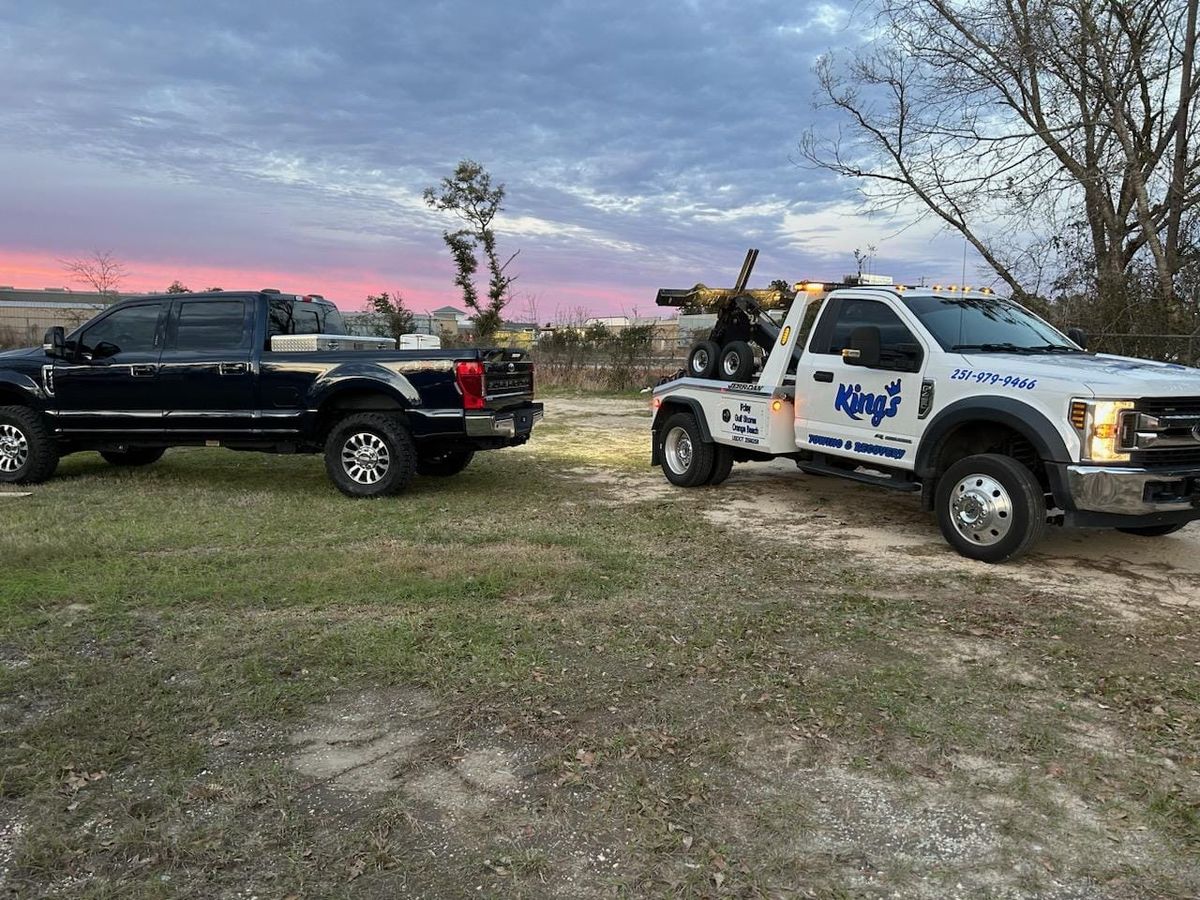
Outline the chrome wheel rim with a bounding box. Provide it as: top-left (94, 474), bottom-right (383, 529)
top-left (692, 348), bottom-right (710, 374)
top-left (0, 423), bottom-right (28, 473)
top-left (950, 473), bottom-right (1013, 546)
top-left (341, 432), bottom-right (391, 485)
top-left (721, 351), bottom-right (741, 378)
top-left (664, 426), bottom-right (693, 475)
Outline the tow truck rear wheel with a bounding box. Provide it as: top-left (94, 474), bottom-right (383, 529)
top-left (707, 445), bottom-right (734, 485)
top-left (1116, 523), bottom-right (1187, 537)
top-left (686, 341), bottom-right (720, 379)
top-left (935, 453), bottom-right (1046, 563)
top-left (659, 411), bottom-right (715, 487)
top-left (719, 340), bottom-right (755, 381)
top-left (325, 412), bottom-right (417, 498)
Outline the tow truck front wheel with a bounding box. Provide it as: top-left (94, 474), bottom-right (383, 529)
top-left (935, 454), bottom-right (1047, 563)
top-left (659, 412), bottom-right (715, 487)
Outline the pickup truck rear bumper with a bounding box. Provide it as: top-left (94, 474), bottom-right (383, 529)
top-left (465, 403), bottom-right (543, 440)
top-left (1055, 463), bottom-right (1200, 527)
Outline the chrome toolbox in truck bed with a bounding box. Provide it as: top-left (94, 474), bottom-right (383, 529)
top-left (269, 334), bottom-right (396, 352)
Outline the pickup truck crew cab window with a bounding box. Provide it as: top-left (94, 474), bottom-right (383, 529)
top-left (78, 302), bottom-right (164, 358)
top-left (173, 299), bottom-right (252, 351)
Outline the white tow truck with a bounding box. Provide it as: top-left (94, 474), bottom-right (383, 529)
top-left (651, 250), bottom-right (1200, 562)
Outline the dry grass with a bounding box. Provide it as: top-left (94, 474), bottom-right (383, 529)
top-left (0, 397), bottom-right (1197, 898)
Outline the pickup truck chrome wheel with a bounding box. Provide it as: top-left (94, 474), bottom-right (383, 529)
top-left (0, 423), bottom-right (29, 473)
top-left (663, 425), bottom-right (693, 476)
top-left (341, 432), bottom-right (391, 485)
top-left (949, 473), bottom-right (1012, 545)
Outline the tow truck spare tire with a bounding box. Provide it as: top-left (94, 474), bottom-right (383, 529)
top-left (719, 340), bottom-right (755, 381)
top-left (687, 341), bottom-right (720, 379)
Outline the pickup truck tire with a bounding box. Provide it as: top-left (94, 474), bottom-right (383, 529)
top-left (708, 444), bottom-right (734, 485)
top-left (417, 448), bottom-right (474, 477)
top-left (100, 448), bottom-right (166, 467)
top-left (324, 413), bottom-right (417, 498)
top-left (935, 454), bottom-right (1046, 563)
top-left (687, 341), bottom-right (720, 379)
top-left (0, 406), bottom-right (58, 485)
top-left (719, 341), bottom-right (755, 381)
top-left (1116, 523), bottom-right (1187, 537)
top-left (660, 411), bottom-right (715, 487)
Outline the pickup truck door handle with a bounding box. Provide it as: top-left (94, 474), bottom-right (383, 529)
top-left (219, 362), bottom-right (249, 375)
top-left (130, 364), bottom-right (157, 377)
top-left (813, 371), bottom-right (834, 383)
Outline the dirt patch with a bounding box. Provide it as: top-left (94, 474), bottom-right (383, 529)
top-left (288, 689), bottom-right (434, 792)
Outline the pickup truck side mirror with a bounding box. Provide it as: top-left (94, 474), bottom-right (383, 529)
top-left (1066, 326), bottom-right (1088, 350)
top-left (842, 326), bottom-right (881, 368)
top-left (43, 326), bottom-right (66, 359)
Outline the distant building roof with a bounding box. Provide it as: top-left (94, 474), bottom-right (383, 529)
top-left (431, 305), bottom-right (466, 317)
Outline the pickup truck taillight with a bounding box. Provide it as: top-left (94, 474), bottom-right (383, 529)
top-left (455, 360), bottom-right (486, 410)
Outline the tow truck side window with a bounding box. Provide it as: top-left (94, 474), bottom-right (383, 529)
top-left (810, 298), bottom-right (923, 371)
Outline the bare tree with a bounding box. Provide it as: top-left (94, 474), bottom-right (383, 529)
top-left (424, 160), bottom-right (520, 341)
top-left (801, 0), bottom-right (1200, 309)
top-left (59, 250), bottom-right (129, 296)
top-left (165, 280), bottom-right (192, 294)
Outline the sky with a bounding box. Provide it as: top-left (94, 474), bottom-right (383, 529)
top-left (0, 0), bottom-right (982, 317)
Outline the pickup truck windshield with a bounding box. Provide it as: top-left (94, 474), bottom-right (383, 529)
top-left (902, 295), bottom-right (1078, 353)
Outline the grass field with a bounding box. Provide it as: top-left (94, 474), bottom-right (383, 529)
top-left (1, 396), bottom-right (1198, 898)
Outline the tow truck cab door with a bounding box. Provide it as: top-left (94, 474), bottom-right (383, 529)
top-left (794, 294), bottom-right (929, 470)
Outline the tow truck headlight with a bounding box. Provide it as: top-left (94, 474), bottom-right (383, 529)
top-left (1071, 399), bottom-right (1135, 462)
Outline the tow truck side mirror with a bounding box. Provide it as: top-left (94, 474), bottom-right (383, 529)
top-left (843, 326), bottom-right (881, 368)
top-left (1066, 326), bottom-right (1088, 350)
top-left (43, 326), bottom-right (67, 359)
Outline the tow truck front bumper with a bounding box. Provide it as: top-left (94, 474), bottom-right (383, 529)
top-left (465, 403), bottom-right (544, 441)
top-left (1055, 463), bottom-right (1200, 527)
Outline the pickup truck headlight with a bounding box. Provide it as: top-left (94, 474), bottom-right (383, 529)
top-left (1070, 399), bottom-right (1134, 463)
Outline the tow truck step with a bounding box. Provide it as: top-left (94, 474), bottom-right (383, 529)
top-left (798, 458), bottom-right (920, 492)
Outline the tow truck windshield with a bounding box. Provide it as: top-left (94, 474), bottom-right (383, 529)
top-left (903, 295), bottom-right (1079, 353)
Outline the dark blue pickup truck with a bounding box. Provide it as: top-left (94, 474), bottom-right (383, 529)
top-left (0, 290), bottom-right (542, 496)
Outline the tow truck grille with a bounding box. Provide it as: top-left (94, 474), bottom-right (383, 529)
top-left (1131, 397), bottom-right (1200, 467)
top-left (1135, 397), bottom-right (1200, 417)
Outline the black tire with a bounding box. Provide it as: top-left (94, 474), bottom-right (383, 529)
top-left (417, 447), bottom-right (474, 477)
top-left (707, 445), bottom-right (734, 485)
top-left (935, 453), bottom-right (1047, 563)
top-left (687, 340), bottom-right (720, 379)
top-left (100, 448), bottom-right (166, 467)
top-left (718, 340), bottom-right (755, 381)
top-left (1116, 523), bottom-right (1188, 537)
top-left (0, 405), bottom-right (58, 485)
top-left (324, 412), bottom-right (417, 498)
top-left (658, 411), bottom-right (715, 487)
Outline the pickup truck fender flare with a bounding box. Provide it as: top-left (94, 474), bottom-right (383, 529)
top-left (915, 397), bottom-right (1072, 507)
top-left (650, 397), bottom-right (714, 464)
top-left (308, 362), bottom-right (422, 411)
top-left (0, 370), bottom-right (47, 409)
